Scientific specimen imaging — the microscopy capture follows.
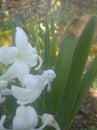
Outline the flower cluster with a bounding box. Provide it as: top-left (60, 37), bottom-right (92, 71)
top-left (0, 27), bottom-right (60, 130)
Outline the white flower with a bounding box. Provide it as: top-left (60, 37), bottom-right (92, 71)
top-left (12, 106), bottom-right (38, 130)
top-left (0, 106), bottom-right (38, 130)
top-left (21, 69), bottom-right (56, 91)
top-left (11, 85), bottom-right (41, 105)
top-left (0, 27), bottom-right (42, 81)
top-left (0, 108), bottom-right (61, 130)
top-left (11, 70), bottom-right (56, 105)
top-left (40, 114), bottom-right (61, 130)
top-left (0, 80), bottom-right (10, 103)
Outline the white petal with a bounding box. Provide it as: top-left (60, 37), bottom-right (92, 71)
top-left (15, 27), bottom-right (29, 52)
top-left (21, 73), bottom-right (49, 91)
top-left (21, 73), bottom-right (48, 89)
top-left (1, 88), bottom-right (12, 96)
top-left (0, 115), bottom-right (8, 130)
top-left (41, 114), bottom-right (61, 130)
top-left (11, 85), bottom-right (32, 101)
top-left (43, 70), bottom-right (56, 91)
top-left (15, 27), bottom-right (42, 69)
top-left (43, 70), bottom-right (56, 81)
top-left (17, 89), bottom-right (42, 105)
top-left (22, 70), bottom-right (56, 91)
top-left (20, 74), bottom-right (40, 89)
top-left (13, 106), bottom-right (38, 130)
top-left (26, 43), bottom-right (37, 55)
top-left (0, 61), bottom-right (29, 80)
top-left (0, 115), bottom-right (6, 126)
top-left (13, 117), bottom-right (25, 130)
top-left (27, 46), bottom-right (43, 69)
top-left (21, 45), bottom-right (43, 69)
top-left (0, 46), bottom-right (17, 64)
top-left (26, 54), bottom-right (39, 67)
top-left (0, 80), bottom-right (8, 90)
top-left (0, 115), bottom-right (12, 129)
top-left (26, 106), bottom-right (38, 127)
top-left (20, 74), bottom-right (45, 101)
top-left (34, 56), bottom-right (43, 70)
top-left (11, 85), bottom-right (42, 105)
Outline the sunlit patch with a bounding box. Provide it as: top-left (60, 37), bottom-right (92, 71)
top-left (88, 44), bottom-right (97, 62)
top-left (56, 48), bottom-right (59, 56)
top-left (0, 30), bottom-right (12, 47)
top-left (55, 0), bottom-right (62, 7)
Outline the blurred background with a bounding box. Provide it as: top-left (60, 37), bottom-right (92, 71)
top-left (0, 0), bottom-right (97, 129)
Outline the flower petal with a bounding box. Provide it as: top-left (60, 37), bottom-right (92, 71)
top-left (41, 114), bottom-right (61, 130)
top-left (0, 46), bottom-right (17, 64)
top-left (0, 61), bottom-right (29, 80)
top-left (0, 115), bottom-right (9, 130)
top-left (15, 27), bottom-right (29, 52)
top-left (1, 88), bottom-right (12, 96)
top-left (11, 85), bottom-right (42, 105)
top-left (20, 71), bottom-right (55, 91)
top-left (21, 44), bottom-right (43, 69)
top-left (26, 106), bottom-right (38, 128)
top-left (34, 56), bottom-right (43, 70)
top-left (15, 27), bottom-right (43, 69)
top-left (0, 80), bottom-right (8, 90)
top-left (13, 106), bottom-right (38, 130)
top-left (11, 85), bottom-right (32, 101)
top-left (43, 70), bottom-right (56, 82)
top-left (20, 74), bottom-right (40, 89)
top-left (43, 70), bottom-right (56, 91)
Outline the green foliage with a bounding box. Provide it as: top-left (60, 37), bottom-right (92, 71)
top-left (4, 96), bottom-right (17, 116)
top-left (34, 16), bottom-right (96, 130)
top-left (52, 34), bottom-right (77, 112)
top-left (92, 78), bottom-right (97, 89)
top-left (51, 16), bottom-right (96, 130)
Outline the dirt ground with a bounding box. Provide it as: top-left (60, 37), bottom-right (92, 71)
top-left (71, 87), bottom-right (97, 130)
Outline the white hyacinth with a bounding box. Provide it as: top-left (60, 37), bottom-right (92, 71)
top-left (0, 27), bottom-right (60, 130)
top-left (0, 27), bottom-right (42, 81)
top-left (0, 106), bottom-right (60, 130)
top-left (12, 106), bottom-right (38, 130)
top-left (11, 69), bottom-right (56, 105)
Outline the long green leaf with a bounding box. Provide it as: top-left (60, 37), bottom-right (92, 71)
top-left (53, 34), bottom-right (77, 113)
top-left (55, 17), bottom-right (95, 129)
top-left (42, 24), bottom-right (53, 114)
top-left (69, 55), bottom-right (97, 126)
top-left (43, 24), bottom-right (52, 69)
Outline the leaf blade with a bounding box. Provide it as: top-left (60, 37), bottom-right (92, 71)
top-left (55, 16), bottom-right (95, 129)
top-left (53, 34), bottom-right (77, 113)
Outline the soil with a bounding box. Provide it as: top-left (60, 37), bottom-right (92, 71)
top-left (71, 87), bottom-right (97, 130)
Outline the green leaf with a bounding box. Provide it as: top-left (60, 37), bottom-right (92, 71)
top-left (41, 24), bottom-right (53, 113)
top-left (4, 96), bottom-right (17, 116)
top-left (53, 34), bottom-right (77, 113)
top-left (43, 24), bottom-right (52, 69)
top-left (55, 16), bottom-right (95, 129)
top-left (70, 55), bottom-right (97, 125)
top-left (50, 19), bottom-right (58, 67)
